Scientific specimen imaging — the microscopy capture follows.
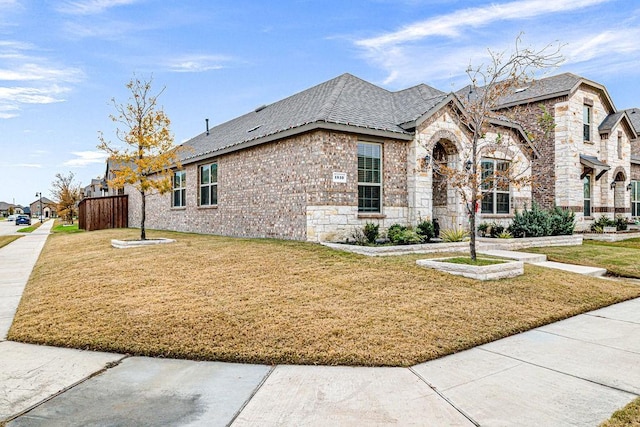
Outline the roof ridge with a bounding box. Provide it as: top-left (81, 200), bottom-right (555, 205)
top-left (316, 73), bottom-right (351, 121)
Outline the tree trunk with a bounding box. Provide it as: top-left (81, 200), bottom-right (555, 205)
top-left (140, 190), bottom-right (146, 240)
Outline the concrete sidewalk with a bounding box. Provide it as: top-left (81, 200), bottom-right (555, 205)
top-left (1, 225), bottom-right (639, 426)
top-left (0, 219), bottom-right (54, 339)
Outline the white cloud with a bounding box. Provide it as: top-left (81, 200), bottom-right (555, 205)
top-left (63, 151), bottom-right (109, 167)
top-left (164, 54), bottom-right (232, 73)
top-left (13, 163), bottom-right (42, 168)
top-left (356, 0), bottom-right (613, 50)
top-left (352, 0), bottom-right (635, 88)
top-left (55, 0), bottom-right (140, 15)
top-left (0, 63), bottom-right (84, 82)
top-left (0, 85), bottom-right (70, 104)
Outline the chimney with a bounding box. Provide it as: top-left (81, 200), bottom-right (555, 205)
top-left (206, 118), bottom-right (209, 136)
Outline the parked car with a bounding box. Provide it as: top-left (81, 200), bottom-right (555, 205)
top-left (6, 215), bottom-right (16, 222)
top-left (15, 215), bottom-right (31, 226)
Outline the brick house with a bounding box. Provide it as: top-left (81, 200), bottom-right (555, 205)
top-left (129, 73), bottom-right (537, 241)
top-left (29, 197), bottom-right (57, 220)
top-left (481, 73), bottom-right (638, 229)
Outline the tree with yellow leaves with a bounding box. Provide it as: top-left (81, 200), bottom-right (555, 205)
top-left (98, 76), bottom-right (180, 240)
top-left (51, 172), bottom-right (82, 224)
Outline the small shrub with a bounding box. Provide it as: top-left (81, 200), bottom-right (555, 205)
top-left (477, 222), bottom-right (489, 237)
top-left (393, 228), bottom-right (423, 245)
top-left (498, 230), bottom-right (513, 239)
top-left (350, 227), bottom-right (368, 245)
top-left (363, 222), bottom-right (379, 244)
top-left (440, 227), bottom-right (469, 242)
top-left (508, 202), bottom-right (551, 238)
top-left (549, 206), bottom-right (576, 235)
top-left (416, 219), bottom-right (435, 242)
top-left (387, 224), bottom-right (405, 243)
top-left (489, 222), bottom-right (505, 238)
top-left (615, 215), bottom-right (628, 231)
top-left (591, 215), bottom-right (615, 232)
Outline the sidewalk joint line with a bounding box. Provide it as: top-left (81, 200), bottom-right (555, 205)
top-left (536, 328), bottom-right (640, 355)
top-left (227, 364), bottom-right (277, 427)
top-left (4, 353), bottom-right (129, 424)
top-left (479, 347), bottom-right (640, 397)
top-left (409, 366), bottom-right (480, 426)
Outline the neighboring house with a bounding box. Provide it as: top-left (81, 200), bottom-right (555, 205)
top-left (0, 202), bottom-right (19, 217)
top-left (626, 108), bottom-right (640, 217)
top-left (128, 73), bottom-right (535, 241)
top-left (103, 158), bottom-right (130, 196)
top-left (30, 197), bottom-right (57, 219)
top-left (83, 178), bottom-right (107, 199)
top-left (481, 73), bottom-right (638, 229)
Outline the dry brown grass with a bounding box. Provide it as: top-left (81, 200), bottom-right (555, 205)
top-left (9, 228), bottom-right (640, 367)
top-left (0, 235), bottom-right (21, 249)
top-left (601, 397), bottom-right (640, 427)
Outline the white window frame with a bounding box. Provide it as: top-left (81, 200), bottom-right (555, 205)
top-left (480, 158), bottom-right (510, 215)
top-left (172, 170), bottom-right (186, 207)
top-left (199, 163), bottom-right (218, 206)
top-left (357, 142), bottom-right (382, 213)
top-left (632, 180), bottom-right (640, 217)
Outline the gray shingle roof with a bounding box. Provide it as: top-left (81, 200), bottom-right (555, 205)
top-left (179, 73), bottom-right (446, 163)
top-left (599, 112), bottom-right (624, 133)
top-left (625, 108), bottom-right (640, 135)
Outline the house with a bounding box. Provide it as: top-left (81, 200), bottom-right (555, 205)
top-left (103, 158), bottom-right (130, 196)
top-left (83, 178), bottom-right (107, 199)
top-left (627, 108), bottom-right (640, 217)
top-left (126, 72), bottom-right (639, 241)
top-left (128, 73), bottom-right (536, 241)
top-left (30, 197), bottom-right (57, 220)
top-left (0, 202), bottom-right (20, 217)
top-left (482, 73), bottom-right (638, 229)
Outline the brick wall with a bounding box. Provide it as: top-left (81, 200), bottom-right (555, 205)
top-left (129, 129), bottom-right (409, 241)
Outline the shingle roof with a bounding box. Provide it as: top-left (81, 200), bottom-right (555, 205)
top-left (625, 108), bottom-right (640, 135)
top-left (179, 73), bottom-right (446, 163)
top-left (599, 112), bottom-right (624, 133)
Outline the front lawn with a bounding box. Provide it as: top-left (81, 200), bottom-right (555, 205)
top-left (527, 239), bottom-right (640, 278)
top-left (8, 228), bottom-right (640, 367)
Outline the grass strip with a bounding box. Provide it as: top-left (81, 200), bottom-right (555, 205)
top-left (0, 235), bottom-right (21, 249)
top-left (527, 239), bottom-right (640, 278)
top-left (8, 228), bottom-right (640, 367)
top-left (600, 397), bottom-right (640, 426)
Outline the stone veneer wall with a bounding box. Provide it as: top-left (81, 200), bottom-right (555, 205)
top-left (128, 129), bottom-right (409, 242)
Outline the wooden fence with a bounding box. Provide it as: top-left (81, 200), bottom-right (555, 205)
top-left (78, 195), bottom-right (128, 231)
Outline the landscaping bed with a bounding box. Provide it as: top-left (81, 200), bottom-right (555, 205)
top-left (8, 228), bottom-right (640, 367)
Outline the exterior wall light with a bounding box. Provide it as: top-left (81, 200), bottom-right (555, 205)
top-left (628, 183), bottom-right (633, 191)
top-left (465, 160), bottom-right (473, 171)
top-left (610, 181), bottom-right (616, 190)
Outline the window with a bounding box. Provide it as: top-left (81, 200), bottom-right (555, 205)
top-left (583, 175), bottom-right (592, 216)
top-left (358, 142), bottom-right (382, 212)
top-left (583, 105), bottom-right (592, 142)
top-left (632, 181), bottom-right (640, 217)
top-left (199, 163), bottom-right (218, 206)
top-left (172, 170), bottom-right (186, 207)
top-left (480, 159), bottom-right (510, 214)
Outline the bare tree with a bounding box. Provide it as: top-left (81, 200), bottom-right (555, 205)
top-left (433, 35), bottom-right (562, 260)
top-left (98, 76), bottom-right (180, 240)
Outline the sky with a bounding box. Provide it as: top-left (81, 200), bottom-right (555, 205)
top-left (1, 0), bottom-right (639, 206)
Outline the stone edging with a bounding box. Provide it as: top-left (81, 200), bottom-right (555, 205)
top-left (582, 232), bottom-right (640, 242)
top-left (322, 235), bottom-right (582, 256)
top-left (416, 258), bottom-right (524, 281)
top-left (111, 238), bottom-right (176, 249)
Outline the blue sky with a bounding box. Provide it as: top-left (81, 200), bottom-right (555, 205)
top-left (1, 0), bottom-right (639, 206)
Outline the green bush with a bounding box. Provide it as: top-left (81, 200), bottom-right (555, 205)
top-left (393, 229), bottom-right (423, 245)
top-left (508, 203), bottom-right (552, 238)
top-left (477, 222), bottom-right (489, 237)
top-left (591, 215), bottom-right (615, 232)
top-left (615, 215), bottom-right (628, 231)
top-left (549, 206), bottom-right (576, 235)
top-left (363, 222), bottom-right (379, 244)
top-left (416, 219), bottom-right (435, 242)
top-left (387, 224), bottom-right (405, 243)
